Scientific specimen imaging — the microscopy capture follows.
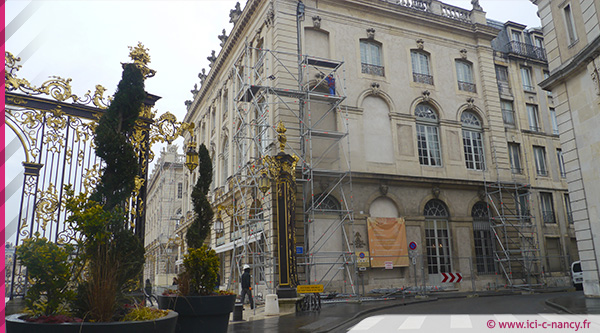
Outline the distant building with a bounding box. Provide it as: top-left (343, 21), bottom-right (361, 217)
top-left (532, 0), bottom-right (600, 297)
top-left (144, 145), bottom-right (185, 287)
top-left (180, 0), bottom-right (572, 295)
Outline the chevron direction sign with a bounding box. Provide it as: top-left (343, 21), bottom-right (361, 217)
top-left (441, 272), bottom-right (462, 283)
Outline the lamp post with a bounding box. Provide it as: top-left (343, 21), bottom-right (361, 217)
top-left (262, 122), bottom-right (300, 298)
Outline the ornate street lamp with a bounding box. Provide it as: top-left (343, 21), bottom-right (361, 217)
top-left (258, 170), bottom-right (270, 194)
top-left (262, 121), bottom-right (300, 299)
top-left (185, 141), bottom-right (199, 172)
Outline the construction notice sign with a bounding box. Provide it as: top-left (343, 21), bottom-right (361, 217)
top-left (367, 217), bottom-right (409, 268)
top-left (356, 251), bottom-right (370, 268)
top-left (297, 284), bottom-right (324, 293)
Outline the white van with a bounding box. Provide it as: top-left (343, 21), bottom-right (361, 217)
top-left (571, 261), bottom-right (583, 290)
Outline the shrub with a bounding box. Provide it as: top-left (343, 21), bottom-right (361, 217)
top-left (16, 235), bottom-right (75, 316)
top-left (183, 245), bottom-right (220, 296)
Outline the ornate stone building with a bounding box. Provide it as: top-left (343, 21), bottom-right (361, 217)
top-left (532, 0), bottom-right (600, 297)
top-left (180, 0), bottom-right (572, 296)
top-left (144, 145), bottom-right (185, 288)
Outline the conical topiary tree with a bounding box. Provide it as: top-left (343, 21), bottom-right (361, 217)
top-left (68, 62), bottom-right (146, 321)
top-left (180, 143), bottom-right (220, 295)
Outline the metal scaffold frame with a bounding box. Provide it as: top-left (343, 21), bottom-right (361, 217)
top-left (483, 144), bottom-right (542, 290)
top-left (225, 41), bottom-right (356, 295)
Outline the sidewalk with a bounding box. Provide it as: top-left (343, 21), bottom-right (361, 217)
top-left (227, 289), bottom-right (525, 332)
top-left (546, 291), bottom-right (600, 314)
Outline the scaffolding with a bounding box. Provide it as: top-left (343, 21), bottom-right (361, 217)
top-left (484, 145), bottom-right (542, 290)
top-left (223, 42), bottom-right (356, 295)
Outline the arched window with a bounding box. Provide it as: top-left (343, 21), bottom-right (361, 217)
top-left (315, 194), bottom-right (340, 212)
top-left (424, 199), bottom-right (451, 274)
top-left (461, 111), bottom-right (485, 170)
top-left (415, 103), bottom-right (442, 166)
top-left (472, 201), bottom-right (495, 274)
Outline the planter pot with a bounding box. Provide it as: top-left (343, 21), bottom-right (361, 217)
top-left (6, 310), bottom-right (178, 333)
top-left (158, 294), bottom-right (235, 333)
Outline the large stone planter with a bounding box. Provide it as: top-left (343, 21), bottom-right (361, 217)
top-left (6, 310), bottom-right (178, 333)
top-left (158, 294), bottom-right (235, 333)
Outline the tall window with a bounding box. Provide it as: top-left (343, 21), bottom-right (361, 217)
top-left (521, 67), bottom-right (534, 92)
top-left (415, 103), bottom-right (442, 166)
top-left (177, 183), bottom-right (183, 199)
top-left (424, 200), bottom-right (452, 274)
top-left (222, 139), bottom-right (229, 185)
top-left (360, 40), bottom-right (384, 76)
top-left (255, 103), bottom-right (269, 156)
top-left (511, 30), bottom-right (522, 42)
top-left (411, 50), bottom-right (433, 84)
top-left (472, 202), bottom-right (495, 274)
top-left (564, 4), bottom-right (578, 44)
top-left (564, 194), bottom-right (573, 224)
top-left (550, 108), bottom-right (559, 135)
top-left (527, 104), bottom-right (541, 132)
top-left (496, 66), bottom-right (511, 96)
top-left (222, 90), bottom-right (229, 120)
top-left (557, 148), bottom-right (566, 178)
top-left (456, 60), bottom-right (476, 92)
top-left (501, 100), bottom-right (515, 126)
top-left (533, 146), bottom-right (548, 176)
top-left (461, 111), bottom-right (484, 170)
top-left (211, 107), bottom-right (216, 131)
top-left (540, 192), bottom-right (555, 224)
top-left (544, 71), bottom-right (553, 97)
top-left (508, 143), bottom-right (522, 174)
top-left (516, 192), bottom-right (531, 221)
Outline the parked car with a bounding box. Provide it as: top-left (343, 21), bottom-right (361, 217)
top-left (571, 261), bottom-right (583, 290)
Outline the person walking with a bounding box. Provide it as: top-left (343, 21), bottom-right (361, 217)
top-left (240, 264), bottom-right (254, 309)
top-left (144, 278), bottom-right (154, 306)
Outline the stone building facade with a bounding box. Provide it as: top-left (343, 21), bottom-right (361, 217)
top-left (144, 145), bottom-right (185, 288)
top-left (532, 0), bottom-right (600, 297)
top-left (180, 0), bottom-right (572, 295)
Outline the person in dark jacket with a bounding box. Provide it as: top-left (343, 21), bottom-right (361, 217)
top-left (240, 264), bottom-right (254, 309)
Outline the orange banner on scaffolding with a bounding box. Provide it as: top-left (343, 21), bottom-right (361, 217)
top-left (367, 217), bottom-right (409, 268)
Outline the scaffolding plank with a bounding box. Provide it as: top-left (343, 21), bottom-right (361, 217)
top-left (310, 129), bottom-right (346, 139)
top-left (306, 57), bottom-right (341, 69)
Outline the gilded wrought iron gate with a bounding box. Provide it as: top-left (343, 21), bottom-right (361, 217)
top-left (4, 44), bottom-right (192, 298)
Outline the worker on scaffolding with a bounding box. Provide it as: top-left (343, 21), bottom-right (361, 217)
top-left (240, 264), bottom-right (254, 309)
top-left (325, 74), bottom-right (335, 95)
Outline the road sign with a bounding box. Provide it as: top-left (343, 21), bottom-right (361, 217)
top-left (296, 246), bottom-right (304, 255)
top-left (411, 257), bottom-right (417, 265)
top-left (384, 261), bottom-right (393, 270)
top-left (297, 284), bottom-right (324, 293)
top-left (441, 272), bottom-right (463, 283)
top-left (409, 241), bottom-right (417, 250)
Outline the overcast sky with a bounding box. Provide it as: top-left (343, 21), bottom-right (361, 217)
top-left (4, 0), bottom-right (540, 244)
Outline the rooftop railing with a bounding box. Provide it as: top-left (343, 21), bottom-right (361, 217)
top-left (507, 41), bottom-right (547, 62)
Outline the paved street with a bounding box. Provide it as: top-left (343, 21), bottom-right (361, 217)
top-left (228, 291), bottom-right (583, 333)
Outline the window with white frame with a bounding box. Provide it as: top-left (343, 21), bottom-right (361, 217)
top-left (456, 60), bottom-right (476, 92)
top-left (550, 108), bottom-right (559, 135)
top-left (501, 100), bottom-right (515, 126)
top-left (564, 194), bottom-right (573, 224)
top-left (222, 139), bottom-right (229, 185)
top-left (496, 65), bottom-right (511, 96)
top-left (557, 148), bottom-right (566, 178)
top-left (533, 146), bottom-right (548, 176)
top-left (424, 199), bottom-right (452, 274)
top-left (527, 104), bottom-right (541, 132)
top-left (415, 103), bottom-right (442, 166)
top-left (461, 111), bottom-right (485, 170)
top-left (521, 67), bottom-right (534, 92)
top-left (472, 202), bottom-right (495, 274)
top-left (564, 4), bottom-right (578, 44)
top-left (411, 50), bottom-right (433, 85)
top-left (540, 192), bottom-right (555, 224)
top-left (508, 143), bottom-right (522, 174)
top-left (360, 40), bottom-right (384, 76)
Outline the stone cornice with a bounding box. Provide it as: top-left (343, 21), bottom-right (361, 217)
top-left (540, 34), bottom-right (600, 90)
